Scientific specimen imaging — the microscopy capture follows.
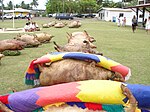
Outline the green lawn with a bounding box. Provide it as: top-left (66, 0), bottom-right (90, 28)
top-left (0, 17), bottom-right (150, 94)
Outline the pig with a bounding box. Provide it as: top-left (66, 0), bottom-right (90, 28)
top-left (48, 21), bottom-right (56, 27)
top-left (14, 34), bottom-right (41, 47)
top-left (0, 101), bottom-right (13, 112)
top-left (68, 20), bottom-right (81, 28)
top-left (38, 59), bottom-right (125, 86)
top-left (53, 31), bottom-right (102, 55)
top-left (0, 39), bottom-right (26, 52)
top-left (54, 22), bottom-right (65, 28)
top-left (53, 41), bottom-right (102, 55)
top-left (42, 24), bottom-right (49, 28)
top-left (34, 32), bottom-right (54, 43)
top-left (67, 31), bottom-right (96, 43)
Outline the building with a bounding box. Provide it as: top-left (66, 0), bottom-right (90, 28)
top-left (97, 7), bottom-right (149, 26)
top-left (1, 8), bottom-right (32, 18)
top-left (138, 0), bottom-right (150, 4)
top-left (127, 1), bottom-right (150, 26)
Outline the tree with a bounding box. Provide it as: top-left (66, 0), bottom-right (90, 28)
top-left (127, 0), bottom-right (138, 6)
top-left (102, 0), bottom-right (118, 8)
top-left (31, 0), bottom-right (39, 8)
top-left (7, 1), bottom-right (13, 10)
top-left (15, 4), bottom-right (20, 8)
top-left (21, 1), bottom-right (26, 9)
top-left (0, 0), bottom-right (4, 22)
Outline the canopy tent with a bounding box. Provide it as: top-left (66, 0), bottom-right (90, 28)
top-left (127, 4), bottom-right (150, 27)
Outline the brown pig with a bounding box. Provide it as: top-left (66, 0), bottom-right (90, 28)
top-left (38, 59), bottom-right (125, 86)
top-left (68, 20), bottom-right (81, 28)
top-left (0, 39), bottom-right (26, 52)
top-left (67, 31), bottom-right (96, 43)
top-left (14, 34), bottom-right (40, 47)
top-left (53, 41), bottom-right (102, 55)
top-left (34, 32), bottom-right (54, 43)
top-left (54, 22), bottom-right (65, 28)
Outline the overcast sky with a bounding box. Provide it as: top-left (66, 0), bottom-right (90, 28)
top-left (3, 0), bottom-right (121, 10)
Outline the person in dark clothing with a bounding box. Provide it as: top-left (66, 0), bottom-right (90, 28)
top-left (132, 15), bottom-right (137, 33)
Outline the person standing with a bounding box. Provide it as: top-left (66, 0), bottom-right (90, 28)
top-left (122, 17), bottom-right (126, 27)
top-left (145, 17), bottom-right (150, 34)
top-left (132, 15), bottom-right (137, 33)
top-left (117, 17), bottom-right (121, 27)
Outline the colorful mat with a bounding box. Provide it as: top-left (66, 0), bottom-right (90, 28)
top-left (25, 52), bottom-right (131, 85)
top-left (0, 80), bottom-right (150, 112)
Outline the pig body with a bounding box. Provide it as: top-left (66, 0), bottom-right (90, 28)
top-left (42, 24), bottom-right (49, 28)
top-left (15, 34), bottom-right (40, 47)
top-left (48, 21), bottom-right (56, 27)
top-left (68, 21), bottom-right (81, 28)
top-left (39, 59), bottom-right (124, 86)
top-left (54, 22), bottom-right (65, 28)
top-left (35, 33), bottom-right (54, 43)
top-left (0, 39), bottom-right (26, 52)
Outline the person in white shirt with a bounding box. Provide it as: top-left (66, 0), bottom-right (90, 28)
top-left (145, 17), bottom-right (150, 34)
top-left (24, 23), bottom-right (30, 32)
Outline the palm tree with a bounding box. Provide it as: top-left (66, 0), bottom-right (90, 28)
top-left (31, 0), bottom-right (39, 9)
top-left (0, 0), bottom-right (4, 22)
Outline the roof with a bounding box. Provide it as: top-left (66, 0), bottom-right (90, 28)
top-left (3, 8), bottom-right (31, 13)
top-left (14, 8), bottom-right (31, 12)
top-left (127, 3), bottom-right (150, 8)
top-left (98, 7), bottom-right (132, 12)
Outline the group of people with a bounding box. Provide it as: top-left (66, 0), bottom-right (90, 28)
top-left (117, 15), bottom-right (150, 33)
top-left (24, 22), bottom-right (40, 32)
top-left (117, 17), bottom-right (126, 27)
top-left (132, 15), bottom-right (150, 33)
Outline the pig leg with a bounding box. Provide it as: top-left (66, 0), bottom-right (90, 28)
top-left (121, 84), bottom-right (138, 112)
top-left (0, 101), bottom-right (13, 112)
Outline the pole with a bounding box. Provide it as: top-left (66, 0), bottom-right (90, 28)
top-left (12, 0), bottom-right (15, 28)
top-left (1, 0), bottom-right (4, 22)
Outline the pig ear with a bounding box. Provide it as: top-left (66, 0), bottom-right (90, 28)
top-left (53, 41), bottom-right (59, 48)
top-left (66, 32), bottom-right (72, 42)
top-left (0, 101), bottom-right (13, 112)
top-left (54, 46), bottom-right (61, 52)
top-left (84, 30), bottom-right (89, 36)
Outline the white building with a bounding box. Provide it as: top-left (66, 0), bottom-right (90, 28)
top-left (97, 7), bottom-right (149, 26)
top-left (138, 0), bottom-right (150, 4)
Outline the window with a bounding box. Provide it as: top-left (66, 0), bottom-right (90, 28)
top-left (119, 13), bottom-right (124, 17)
top-left (139, 14), bottom-right (143, 18)
top-left (146, 0), bottom-right (150, 3)
top-left (139, 1), bottom-right (144, 4)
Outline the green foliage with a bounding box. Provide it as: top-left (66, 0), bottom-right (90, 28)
top-left (102, 1), bottom-right (118, 8)
top-left (6, 1), bottom-right (13, 10)
top-left (30, 0), bottom-right (39, 8)
top-left (46, 0), bottom-right (99, 14)
top-left (126, 0), bottom-right (138, 6)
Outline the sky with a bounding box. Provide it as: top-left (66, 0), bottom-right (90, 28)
top-left (3, 0), bottom-right (121, 10)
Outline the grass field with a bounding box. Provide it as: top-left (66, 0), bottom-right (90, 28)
top-left (0, 17), bottom-right (150, 94)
